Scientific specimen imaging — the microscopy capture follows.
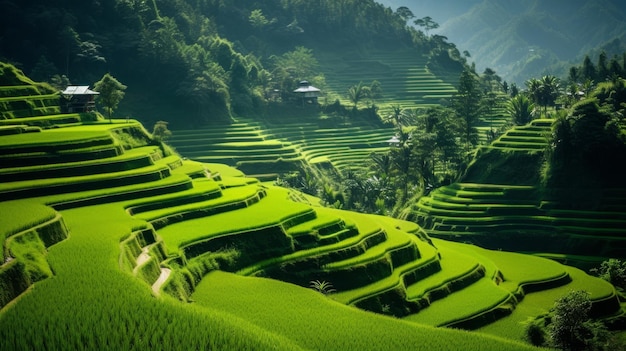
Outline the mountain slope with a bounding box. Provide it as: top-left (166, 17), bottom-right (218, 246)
top-left (1, 63), bottom-right (620, 350)
top-left (377, 0), bottom-right (626, 83)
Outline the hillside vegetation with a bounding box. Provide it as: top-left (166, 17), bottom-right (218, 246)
top-left (411, 69), bottom-right (626, 268)
top-left (378, 0), bottom-right (626, 84)
top-left (0, 0), bottom-right (464, 126)
top-left (1, 63), bottom-right (622, 350)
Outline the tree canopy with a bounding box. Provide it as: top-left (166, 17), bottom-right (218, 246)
top-left (93, 73), bottom-right (126, 121)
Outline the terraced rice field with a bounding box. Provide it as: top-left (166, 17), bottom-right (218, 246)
top-left (1, 65), bottom-right (623, 350)
top-left (167, 50), bottom-right (509, 177)
top-left (319, 49), bottom-right (458, 115)
top-left (168, 118), bottom-right (395, 178)
top-left (412, 119), bottom-right (626, 260)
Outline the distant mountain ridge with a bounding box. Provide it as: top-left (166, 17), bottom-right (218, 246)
top-left (377, 0), bottom-right (626, 83)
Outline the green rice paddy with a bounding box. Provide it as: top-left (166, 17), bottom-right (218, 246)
top-left (1, 63), bottom-right (623, 350)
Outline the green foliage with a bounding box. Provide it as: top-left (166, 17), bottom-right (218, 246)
top-left (523, 317), bottom-right (547, 346)
top-left (249, 9), bottom-right (274, 28)
top-left (525, 75), bottom-right (559, 116)
top-left (152, 120), bottom-right (172, 142)
top-left (0, 0), bottom-right (471, 124)
top-left (507, 95), bottom-right (536, 126)
top-left (6, 231), bottom-right (53, 283)
top-left (591, 259), bottom-right (626, 290)
top-left (547, 290), bottom-right (610, 351)
top-left (309, 279), bottom-right (336, 295)
top-left (544, 97), bottom-right (626, 188)
top-left (93, 73), bottom-right (127, 121)
top-left (452, 69), bottom-right (483, 150)
top-left (347, 81), bottom-right (367, 109)
top-left (414, 16), bottom-right (439, 37)
top-left (271, 46), bottom-right (324, 101)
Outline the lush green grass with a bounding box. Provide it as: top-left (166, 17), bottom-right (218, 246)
top-left (1, 67), bottom-right (622, 350)
top-left (405, 243), bottom-right (481, 300)
top-left (192, 271), bottom-right (539, 351)
top-left (404, 276), bottom-right (512, 326)
top-left (0, 205), bottom-right (297, 351)
top-left (478, 266), bottom-right (618, 341)
top-left (168, 117), bottom-right (396, 177)
top-left (132, 183), bottom-right (261, 226)
top-left (318, 49), bottom-right (458, 115)
top-left (0, 129), bottom-right (112, 150)
top-left (0, 201), bottom-right (56, 241)
top-left (155, 185), bottom-right (312, 252)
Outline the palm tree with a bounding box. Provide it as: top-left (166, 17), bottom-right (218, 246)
top-left (525, 75), bottom-right (559, 116)
top-left (525, 78), bottom-right (542, 107)
top-left (539, 75), bottom-right (560, 115)
top-left (347, 81), bottom-right (366, 109)
top-left (507, 95), bottom-right (536, 125)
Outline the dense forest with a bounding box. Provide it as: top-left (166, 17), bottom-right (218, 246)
top-left (0, 0), bottom-right (465, 126)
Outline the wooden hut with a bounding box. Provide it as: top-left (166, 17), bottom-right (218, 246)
top-left (60, 86), bottom-right (99, 113)
top-left (293, 80), bottom-right (321, 105)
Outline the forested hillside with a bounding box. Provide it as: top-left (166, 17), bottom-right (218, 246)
top-left (3, 1), bottom-right (626, 349)
top-left (377, 0), bottom-right (626, 84)
top-left (0, 0), bottom-right (464, 127)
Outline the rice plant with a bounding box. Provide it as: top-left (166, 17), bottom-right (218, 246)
top-left (309, 279), bottom-right (336, 294)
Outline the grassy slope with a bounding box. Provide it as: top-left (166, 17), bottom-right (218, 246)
top-left (1, 204), bottom-right (298, 351)
top-left (193, 271), bottom-right (538, 351)
top-left (0, 195), bottom-right (539, 351)
top-left (1, 65), bottom-right (621, 350)
top-left (412, 118), bottom-right (626, 262)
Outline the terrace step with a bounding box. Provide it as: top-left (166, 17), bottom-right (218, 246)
top-left (134, 184), bottom-right (266, 229)
top-left (334, 240), bottom-right (440, 309)
top-left (0, 163), bottom-right (173, 201)
top-left (125, 178), bottom-right (224, 216)
top-left (51, 173), bottom-right (194, 210)
top-left (0, 146), bottom-right (160, 182)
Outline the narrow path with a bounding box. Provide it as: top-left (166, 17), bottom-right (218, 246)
top-left (134, 247), bottom-right (150, 274)
top-left (152, 268), bottom-right (171, 295)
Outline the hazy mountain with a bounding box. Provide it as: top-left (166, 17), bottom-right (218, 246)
top-left (375, 0), bottom-right (480, 22)
top-left (377, 0), bottom-right (626, 83)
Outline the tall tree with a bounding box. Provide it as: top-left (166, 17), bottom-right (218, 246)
top-left (395, 6), bottom-right (414, 23)
top-left (581, 55), bottom-right (596, 82)
top-left (93, 73), bottom-right (127, 122)
top-left (597, 51), bottom-right (609, 82)
top-left (452, 69), bottom-right (482, 151)
top-left (414, 16), bottom-right (439, 37)
top-left (548, 290), bottom-right (608, 351)
top-left (539, 75), bottom-right (560, 115)
top-left (526, 75), bottom-right (559, 116)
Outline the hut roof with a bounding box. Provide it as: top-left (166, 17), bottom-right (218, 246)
top-left (61, 86), bottom-right (99, 95)
top-left (293, 85), bottom-right (321, 93)
top-left (293, 80), bottom-right (320, 93)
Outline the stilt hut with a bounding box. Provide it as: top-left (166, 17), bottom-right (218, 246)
top-left (60, 86), bottom-right (99, 113)
top-left (293, 80), bottom-right (321, 105)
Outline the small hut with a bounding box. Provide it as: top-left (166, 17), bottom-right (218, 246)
top-left (293, 80), bottom-right (321, 105)
top-left (60, 85), bottom-right (99, 113)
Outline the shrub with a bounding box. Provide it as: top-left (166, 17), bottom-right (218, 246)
top-left (590, 259), bottom-right (626, 290)
top-left (548, 290), bottom-right (609, 351)
top-left (523, 316), bottom-right (547, 346)
top-left (309, 280), bottom-right (336, 295)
